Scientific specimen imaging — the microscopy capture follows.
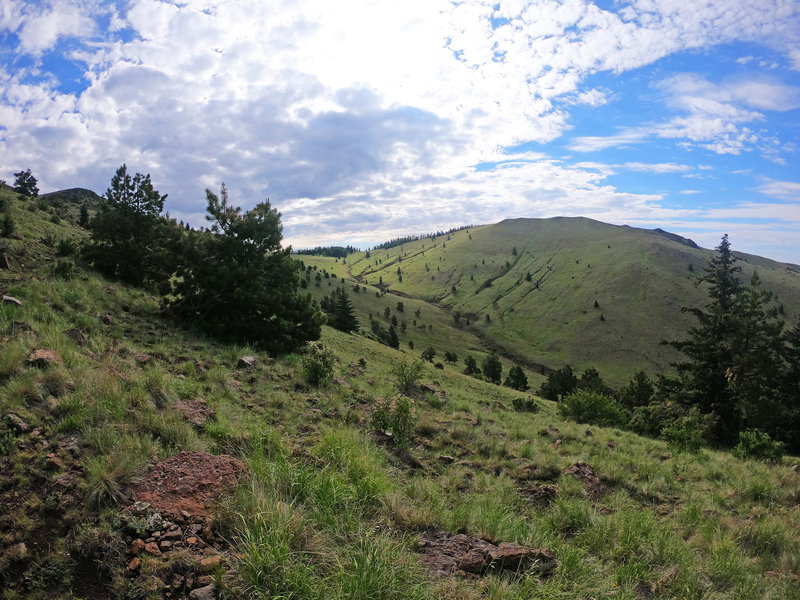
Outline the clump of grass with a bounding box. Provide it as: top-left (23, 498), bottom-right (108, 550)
top-left (84, 452), bottom-right (141, 509)
top-left (0, 341), bottom-right (28, 381)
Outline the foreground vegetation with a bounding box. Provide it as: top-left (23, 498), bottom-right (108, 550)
top-left (1, 180), bottom-right (799, 599)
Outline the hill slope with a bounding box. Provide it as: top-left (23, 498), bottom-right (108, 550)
top-left (1, 186), bottom-right (799, 599)
top-left (335, 217), bottom-right (800, 382)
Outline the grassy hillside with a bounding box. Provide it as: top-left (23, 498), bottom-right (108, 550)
top-left (1, 185), bottom-right (799, 599)
top-left (327, 217), bottom-right (800, 383)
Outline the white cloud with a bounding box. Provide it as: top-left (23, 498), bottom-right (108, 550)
top-left (1, 0), bottom-right (799, 261)
top-left (756, 179), bottom-right (800, 202)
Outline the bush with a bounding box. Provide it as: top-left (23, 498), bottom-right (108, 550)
top-left (371, 396), bottom-right (415, 448)
top-left (733, 429), bottom-right (783, 462)
top-left (392, 359), bottom-right (424, 393)
top-left (558, 390), bottom-right (628, 427)
top-left (56, 238), bottom-right (77, 256)
top-left (301, 343), bottom-right (335, 387)
top-left (52, 258), bottom-right (76, 279)
top-left (512, 396), bottom-right (539, 413)
top-left (660, 407), bottom-right (712, 453)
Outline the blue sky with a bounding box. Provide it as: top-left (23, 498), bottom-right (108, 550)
top-left (1, 0), bottom-right (799, 262)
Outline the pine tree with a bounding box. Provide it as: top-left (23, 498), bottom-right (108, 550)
top-left (504, 365), bottom-right (528, 391)
top-left (78, 203), bottom-right (90, 227)
top-left (329, 286), bottom-right (359, 332)
top-left (13, 169), bottom-right (38, 197)
top-left (482, 353), bottom-right (502, 385)
top-left (168, 185), bottom-right (324, 355)
top-left (387, 325), bottom-right (400, 349)
top-left (84, 164), bottom-right (175, 288)
top-left (463, 355), bottom-right (479, 375)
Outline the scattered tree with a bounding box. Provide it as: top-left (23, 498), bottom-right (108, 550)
top-left (168, 184), bottom-right (324, 355)
top-left (482, 353), bottom-right (502, 384)
top-left (421, 346), bottom-right (436, 362)
top-left (504, 365), bottom-right (529, 391)
top-left (13, 169), bottom-right (38, 197)
top-left (463, 355), bottom-right (479, 375)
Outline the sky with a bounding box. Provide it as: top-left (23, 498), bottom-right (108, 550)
top-left (1, 0), bottom-right (799, 262)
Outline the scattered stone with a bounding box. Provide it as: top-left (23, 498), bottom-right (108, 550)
top-left (170, 573), bottom-right (185, 590)
top-left (417, 529), bottom-right (557, 579)
top-left (333, 377), bottom-right (348, 387)
top-left (5, 413), bottom-right (30, 433)
top-left (189, 584), bottom-right (216, 600)
top-left (607, 441), bottom-right (617, 450)
top-left (163, 528), bottom-right (183, 541)
top-left (199, 555), bottom-right (223, 572)
top-left (159, 540), bottom-right (173, 551)
top-left (101, 313), bottom-right (114, 324)
top-left (237, 355), bottom-right (257, 369)
top-left (44, 452), bottom-right (63, 470)
top-left (26, 348), bottom-right (62, 368)
top-left (196, 575), bottom-right (214, 587)
top-left (128, 557), bottom-right (142, 571)
top-left (437, 455), bottom-right (455, 464)
top-left (134, 353), bottom-right (152, 364)
top-left (130, 539), bottom-right (146, 554)
top-left (585, 429), bottom-right (593, 437)
top-left (144, 542), bottom-right (162, 555)
top-left (9, 542), bottom-right (27, 559)
top-left (63, 328), bottom-right (85, 344)
top-left (2, 295), bottom-right (22, 306)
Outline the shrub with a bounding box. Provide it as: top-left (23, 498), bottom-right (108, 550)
top-left (56, 238), bottom-right (77, 256)
top-left (512, 396), bottom-right (540, 413)
top-left (558, 390), bottom-right (628, 428)
top-left (733, 429), bottom-right (783, 462)
top-left (371, 396), bottom-right (415, 448)
top-left (660, 407), bottom-right (712, 453)
top-left (52, 258), bottom-right (76, 279)
top-left (301, 343), bottom-right (335, 387)
top-left (391, 359), bottom-right (424, 393)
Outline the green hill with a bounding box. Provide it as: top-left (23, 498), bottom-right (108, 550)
top-left (1, 185), bottom-right (799, 599)
top-left (323, 217), bottom-right (800, 383)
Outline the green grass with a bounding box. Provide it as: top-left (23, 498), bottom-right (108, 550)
top-left (0, 183), bottom-right (799, 599)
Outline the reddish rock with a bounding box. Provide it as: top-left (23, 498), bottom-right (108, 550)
top-left (27, 349), bottom-right (62, 368)
top-left (199, 555), bottom-right (223, 572)
top-left (101, 313), bottom-right (114, 324)
top-left (144, 542), bottom-right (161, 555)
top-left (130, 539), bottom-right (146, 554)
top-left (418, 529), bottom-right (557, 579)
top-left (2, 295), bottom-right (22, 306)
top-left (128, 557), bottom-right (142, 571)
top-left (134, 353), bottom-right (152, 364)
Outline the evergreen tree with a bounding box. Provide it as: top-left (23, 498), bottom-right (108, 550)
top-left (482, 352), bottom-right (502, 384)
top-left (78, 203), bottom-right (90, 227)
top-left (619, 370), bottom-right (654, 411)
top-left (669, 235), bottom-right (744, 445)
top-left (13, 169), bottom-right (38, 197)
top-left (504, 365), bottom-right (528, 391)
top-left (328, 286), bottom-right (359, 332)
top-left (387, 325), bottom-right (400, 349)
top-left (168, 185), bottom-right (324, 355)
top-left (421, 346), bottom-right (436, 362)
top-left (84, 164), bottom-right (175, 289)
top-left (577, 367), bottom-right (612, 395)
top-left (538, 365), bottom-right (578, 401)
top-left (462, 355), bottom-right (479, 375)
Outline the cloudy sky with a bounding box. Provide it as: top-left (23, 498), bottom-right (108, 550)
top-left (1, 0), bottom-right (799, 262)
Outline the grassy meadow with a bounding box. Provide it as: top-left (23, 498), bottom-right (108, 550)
top-left (0, 184), bottom-right (799, 599)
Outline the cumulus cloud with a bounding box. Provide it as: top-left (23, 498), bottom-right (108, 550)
top-left (0, 0), bottom-right (799, 260)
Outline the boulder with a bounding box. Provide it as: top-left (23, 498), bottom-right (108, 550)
top-left (27, 349), bottom-right (62, 368)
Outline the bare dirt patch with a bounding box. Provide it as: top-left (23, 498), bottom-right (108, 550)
top-left (174, 398), bottom-right (216, 428)
top-left (564, 462), bottom-right (610, 501)
top-left (128, 451), bottom-right (245, 518)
